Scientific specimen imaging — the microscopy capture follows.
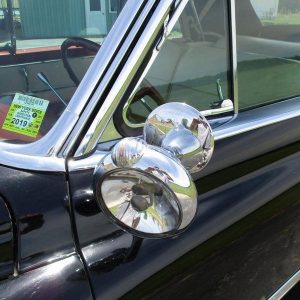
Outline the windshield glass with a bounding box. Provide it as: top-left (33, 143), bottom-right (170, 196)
top-left (0, 0), bottom-right (123, 144)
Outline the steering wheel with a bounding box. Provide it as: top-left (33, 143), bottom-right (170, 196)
top-left (61, 37), bottom-right (165, 137)
top-left (114, 79), bottom-right (166, 137)
top-left (61, 37), bottom-right (100, 86)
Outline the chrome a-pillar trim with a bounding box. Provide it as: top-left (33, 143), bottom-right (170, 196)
top-left (72, 0), bottom-right (188, 158)
top-left (0, 1), bottom-right (145, 172)
top-left (61, 0), bottom-right (156, 157)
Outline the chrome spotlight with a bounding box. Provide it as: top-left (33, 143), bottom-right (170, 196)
top-left (94, 103), bottom-right (214, 238)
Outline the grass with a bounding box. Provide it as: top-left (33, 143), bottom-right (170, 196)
top-left (238, 57), bottom-right (300, 109)
top-left (99, 119), bottom-right (121, 143)
top-left (261, 13), bottom-right (300, 25)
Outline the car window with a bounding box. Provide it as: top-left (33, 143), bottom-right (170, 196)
top-left (0, 0), bottom-right (121, 144)
top-left (236, 0), bottom-right (300, 110)
top-left (122, 0), bottom-right (232, 128)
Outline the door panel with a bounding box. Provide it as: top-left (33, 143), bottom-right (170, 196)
top-left (0, 166), bottom-right (73, 271)
top-left (123, 183), bottom-right (300, 300)
top-left (0, 254), bottom-right (93, 299)
top-left (0, 166), bottom-right (93, 298)
top-left (68, 109), bottom-right (300, 299)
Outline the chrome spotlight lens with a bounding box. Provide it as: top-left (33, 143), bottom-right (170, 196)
top-left (97, 169), bottom-right (182, 238)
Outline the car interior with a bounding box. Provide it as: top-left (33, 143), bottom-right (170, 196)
top-left (0, 38), bottom-right (98, 143)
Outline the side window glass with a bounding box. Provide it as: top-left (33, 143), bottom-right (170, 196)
top-left (123, 0), bottom-right (232, 128)
top-left (236, 0), bottom-right (300, 110)
top-left (0, 0), bottom-right (121, 144)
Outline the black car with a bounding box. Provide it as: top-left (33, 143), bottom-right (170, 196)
top-left (0, 0), bottom-right (300, 299)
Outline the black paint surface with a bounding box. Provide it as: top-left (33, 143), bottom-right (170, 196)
top-left (69, 113), bottom-right (300, 299)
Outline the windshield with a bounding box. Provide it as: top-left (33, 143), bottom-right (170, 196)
top-left (0, 0), bottom-right (123, 144)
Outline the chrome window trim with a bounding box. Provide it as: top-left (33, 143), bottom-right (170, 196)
top-left (214, 96), bottom-right (300, 140)
top-left (122, 99), bottom-right (233, 129)
top-left (229, 0), bottom-right (238, 114)
top-left (268, 268), bottom-right (300, 300)
top-left (72, 0), bottom-right (240, 158)
top-left (63, 0), bottom-right (166, 158)
top-left (0, 1), bottom-right (146, 172)
top-left (118, 0), bottom-right (236, 132)
top-left (71, 0), bottom-right (178, 158)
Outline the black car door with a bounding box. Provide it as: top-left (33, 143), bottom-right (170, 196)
top-left (66, 0), bottom-right (300, 299)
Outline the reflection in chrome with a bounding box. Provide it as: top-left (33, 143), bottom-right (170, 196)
top-left (111, 138), bottom-right (147, 168)
top-left (95, 139), bottom-right (196, 237)
top-left (101, 169), bottom-right (181, 235)
top-left (94, 103), bottom-right (214, 238)
top-left (144, 103), bottom-right (214, 174)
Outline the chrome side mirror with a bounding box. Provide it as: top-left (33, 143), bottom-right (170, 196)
top-left (94, 103), bottom-right (214, 238)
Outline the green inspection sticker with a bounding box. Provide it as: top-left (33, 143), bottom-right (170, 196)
top-left (2, 93), bottom-right (49, 138)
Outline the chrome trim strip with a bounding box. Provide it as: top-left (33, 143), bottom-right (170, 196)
top-left (214, 96), bottom-right (300, 140)
top-left (69, 150), bottom-right (107, 172)
top-left (268, 269), bottom-right (300, 300)
top-left (62, 0), bottom-right (158, 157)
top-left (73, 0), bottom-right (175, 157)
top-left (122, 99), bottom-right (233, 129)
top-left (0, 153), bottom-right (65, 172)
top-left (67, 0), bottom-right (160, 157)
top-left (228, 0), bottom-right (239, 114)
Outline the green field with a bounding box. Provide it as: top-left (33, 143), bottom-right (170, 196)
top-left (99, 119), bottom-right (121, 143)
top-left (262, 13), bottom-right (300, 25)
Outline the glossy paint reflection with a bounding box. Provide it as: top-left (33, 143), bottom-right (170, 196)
top-left (82, 231), bottom-right (142, 273)
top-left (69, 116), bottom-right (300, 299)
top-left (0, 254), bottom-right (92, 299)
top-left (0, 166), bottom-right (74, 273)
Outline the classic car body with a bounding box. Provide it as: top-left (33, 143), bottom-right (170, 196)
top-left (0, 0), bottom-right (300, 299)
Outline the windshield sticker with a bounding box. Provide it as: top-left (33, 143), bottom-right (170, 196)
top-left (2, 93), bottom-right (49, 138)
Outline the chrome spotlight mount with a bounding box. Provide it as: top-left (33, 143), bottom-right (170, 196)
top-left (94, 103), bottom-right (214, 238)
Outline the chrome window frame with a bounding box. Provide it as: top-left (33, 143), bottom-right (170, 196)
top-left (115, 0), bottom-right (237, 132)
top-left (70, 0), bottom-right (238, 158)
top-left (67, 0), bottom-right (181, 158)
top-left (229, 0), bottom-right (238, 113)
